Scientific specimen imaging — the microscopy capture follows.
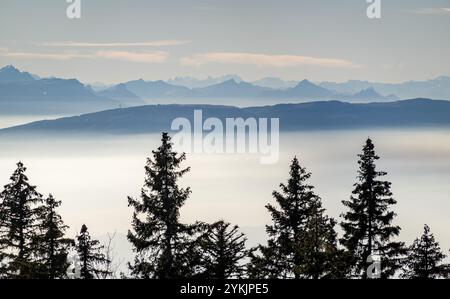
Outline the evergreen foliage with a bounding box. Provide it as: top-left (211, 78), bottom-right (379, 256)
top-left (340, 138), bottom-right (405, 279)
top-left (127, 133), bottom-right (200, 279)
top-left (198, 220), bottom-right (248, 279)
top-left (0, 162), bottom-right (43, 278)
top-left (249, 157), bottom-right (343, 279)
top-left (34, 194), bottom-right (73, 279)
top-left (75, 224), bottom-right (111, 279)
top-left (402, 224), bottom-right (449, 279)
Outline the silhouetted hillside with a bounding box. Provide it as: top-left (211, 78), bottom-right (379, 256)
top-left (1, 99), bottom-right (449, 135)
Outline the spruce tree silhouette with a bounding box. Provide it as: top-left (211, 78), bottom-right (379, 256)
top-left (127, 132), bottom-right (201, 279)
top-left (300, 198), bottom-right (349, 279)
top-left (0, 162), bottom-right (43, 278)
top-left (340, 138), bottom-right (405, 279)
top-left (75, 224), bottom-right (111, 279)
top-left (197, 220), bottom-right (248, 279)
top-left (34, 194), bottom-right (74, 279)
top-left (249, 157), bottom-right (342, 279)
top-left (401, 224), bottom-right (449, 279)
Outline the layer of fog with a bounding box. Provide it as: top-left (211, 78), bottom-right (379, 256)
top-left (0, 129), bottom-right (449, 268)
top-left (0, 115), bottom-right (62, 129)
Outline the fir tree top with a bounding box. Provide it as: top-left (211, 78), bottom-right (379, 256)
top-left (76, 224), bottom-right (110, 279)
top-left (402, 224), bottom-right (449, 279)
top-left (267, 156), bottom-right (317, 237)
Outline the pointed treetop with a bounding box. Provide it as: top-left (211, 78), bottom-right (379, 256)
top-left (423, 224), bottom-right (431, 234)
top-left (81, 224), bottom-right (88, 234)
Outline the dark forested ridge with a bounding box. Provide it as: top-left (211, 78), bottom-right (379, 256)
top-left (1, 98), bottom-right (450, 135)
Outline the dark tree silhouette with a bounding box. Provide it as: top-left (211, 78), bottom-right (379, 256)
top-left (340, 138), bottom-right (405, 279)
top-left (34, 194), bottom-right (73, 279)
top-left (198, 220), bottom-right (248, 279)
top-left (75, 224), bottom-right (111, 279)
top-left (127, 132), bottom-right (200, 279)
top-left (249, 157), bottom-right (342, 279)
top-left (401, 224), bottom-right (449, 279)
top-left (300, 198), bottom-right (349, 279)
top-left (0, 162), bottom-right (43, 278)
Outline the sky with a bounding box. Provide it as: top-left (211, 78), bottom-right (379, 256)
top-left (0, 0), bottom-right (450, 84)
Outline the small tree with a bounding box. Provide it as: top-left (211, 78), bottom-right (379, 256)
top-left (127, 133), bottom-right (199, 279)
top-left (198, 221), bottom-right (248, 279)
top-left (341, 138), bottom-right (405, 279)
top-left (0, 162), bottom-right (43, 278)
top-left (75, 224), bottom-right (111, 279)
top-left (300, 199), bottom-right (348, 279)
top-left (34, 194), bottom-right (73, 279)
top-left (402, 225), bottom-right (449, 279)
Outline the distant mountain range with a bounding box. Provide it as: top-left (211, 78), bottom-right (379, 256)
top-left (1, 65), bottom-right (450, 116)
top-left (0, 65), bottom-right (36, 82)
top-left (319, 77), bottom-right (450, 99)
top-left (252, 77), bottom-right (298, 89)
top-left (0, 65), bottom-right (120, 115)
top-left (167, 75), bottom-right (243, 89)
top-left (96, 83), bottom-right (145, 106)
top-left (118, 78), bottom-right (398, 102)
top-left (2, 99), bottom-right (449, 135)
top-left (192, 79), bottom-right (271, 98)
top-left (166, 74), bottom-right (450, 100)
top-left (124, 79), bottom-right (193, 99)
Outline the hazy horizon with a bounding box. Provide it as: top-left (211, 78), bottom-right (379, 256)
top-left (1, 0), bottom-right (450, 84)
top-left (4, 63), bottom-right (450, 87)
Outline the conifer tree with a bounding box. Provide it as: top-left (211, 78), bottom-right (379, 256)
top-left (401, 224), bottom-right (449, 279)
top-left (249, 157), bottom-right (341, 279)
top-left (34, 194), bottom-right (73, 279)
top-left (0, 162), bottom-right (43, 278)
top-left (340, 138), bottom-right (405, 279)
top-left (198, 220), bottom-right (248, 279)
top-left (127, 132), bottom-right (199, 279)
top-left (75, 224), bottom-right (111, 279)
top-left (300, 199), bottom-right (349, 279)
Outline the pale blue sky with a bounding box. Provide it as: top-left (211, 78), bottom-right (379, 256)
top-left (1, 0), bottom-right (449, 83)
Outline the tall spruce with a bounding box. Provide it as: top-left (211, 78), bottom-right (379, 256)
top-left (401, 225), bottom-right (449, 279)
top-left (198, 220), bottom-right (248, 279)
top-left (249, 157), bottom-right (341, 279)
top-left (34, 194), bottom-right (73, 279)
top-left (75, 224), bottom-right (111, 279)
top-left (127, 132), bottom-right (199, 279)
top-left (340, 138), bottom-right (405, 279)
top-left (0, 162), bottom-right (43, 278)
